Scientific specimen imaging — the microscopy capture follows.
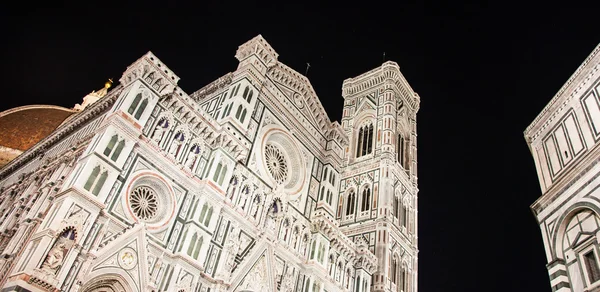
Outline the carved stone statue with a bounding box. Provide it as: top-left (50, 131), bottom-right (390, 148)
top-left (152, 123), bottom-right (166, 143)
top-left (41, 232), bottom-right (73, 274)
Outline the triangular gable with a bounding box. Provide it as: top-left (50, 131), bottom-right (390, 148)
top-left (231, 241), bottom-right (275, 292)
top-left (356, 93), bottom-right (377, 115)
top-left (272, 80), bottom-right (321, 129)
top-left (87, 224), bottom-right (151, 292)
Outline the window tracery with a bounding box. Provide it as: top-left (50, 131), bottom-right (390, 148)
top-left (356, 123), bottom-right (373, 158)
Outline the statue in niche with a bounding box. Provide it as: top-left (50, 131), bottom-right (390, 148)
top-left (41, 228), bottom-right (75, 274)
top-left (152, 119), bottom-right (168, 143)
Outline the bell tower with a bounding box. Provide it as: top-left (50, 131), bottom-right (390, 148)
top-left (338, 61), bottom-right (420, 292)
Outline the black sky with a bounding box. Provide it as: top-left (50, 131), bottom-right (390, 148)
top-left (2, 1), bottom-right (600, 291)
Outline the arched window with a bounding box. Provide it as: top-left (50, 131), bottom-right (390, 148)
top-left (218, 165), bottom-right (228, 185)
top-left (204, 207), bottom-right (213, 227)
top-left (213, 162), bottom-right (223, 182)
top-left (400, 268), bottom-right (406, 291)
top-left (337, 196), bottom-right (344, 217)
top-left (391, 258), bottom-right (398, 284)
top-left (83, 166), bottom-right (100, 191)
top-left (187, 232), bottom-right (197, 256)
top-left (103, 135), bottom-right (118, 156)
top-left (356, 123), bottom-right (373, 158)
top-left (134, 98), bottom-right (148, 120)
top-left (398, 134), bottom-right (405, 167)
top-left (320, 186), bottom-right (325, 201)
top-left (345, 190), bottom-right (355, 216)
top-left (111, 140), bottom-right (125, 161)
top-left (127, 94), bottom-right (142, 115)
top-left (193, 236), bottom-right (203, 260)
top-left (327, 190), bottom-right (332, 205)
top-left (84, 166), bottom-right (108, 196)
top-left (243, 86), bottom-right (249, 100)
top-left (247, 90), bottom-right (253, 103)
top-left (235, 105), bottom-right (243, 119)
top-left (92, 171), bottom-right (108, 196)
top-left (393, 196), bottom-right (399, 218)
top-left (562, 210), bottom-right (600, 286)
top-left (199, 203), bottom-right (208, 223)
top-left (402, 205), bottom-right (408, 228)
top-left (361, 187), bottom-right (371, 212)
top-left (240, 108), bottom-right (247, 123)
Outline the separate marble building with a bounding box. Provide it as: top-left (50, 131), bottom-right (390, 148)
top-left (0, 35), bottom-right (420, 292)
top-left (526, 43), bottom-right (600, 291)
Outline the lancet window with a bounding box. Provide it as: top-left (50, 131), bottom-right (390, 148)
top-left (127, 93), bottom-right (148, 120)
top-left (356, 123), bottom-right (374, 158)
top-left (103, 135), bottom-right (125, 162)
top-left (345, 190), bottom-right (356, 216)
top-left (83, 166), bottom-right (108, 196)
top-left (361, 186), bottom-right (371, 212)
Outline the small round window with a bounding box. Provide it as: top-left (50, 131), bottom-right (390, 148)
top-left (129, 186), bottom-right (159, 221)
top-left (265, 143), bottom-right (288, 184)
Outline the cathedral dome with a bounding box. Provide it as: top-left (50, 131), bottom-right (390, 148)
top-left (0, 105), bottom-right (76, 167)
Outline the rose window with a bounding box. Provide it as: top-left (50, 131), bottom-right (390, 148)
top-left (265, 143), bottom-right (288, 184)
top-left (129, 186), bottom-right (159, 221)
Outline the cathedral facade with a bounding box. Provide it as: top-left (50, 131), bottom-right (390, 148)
top-left (526, 42), bottom-right (600, 291)
top-left (0, 35), bottom-right (420, 292)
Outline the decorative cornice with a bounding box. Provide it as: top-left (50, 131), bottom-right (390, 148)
top-left (0, 86), bottom-right (123, 180)
top-left (342, 61), bottom-right (420, 111)
top-left (189, 73), bottom-right (233, 102)
top-left (524, 42), bottom-right (600, 141)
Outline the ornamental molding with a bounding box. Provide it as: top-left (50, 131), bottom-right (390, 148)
top-left (525, 42), bottom-right (600, 142)
top-left (0, 86), bottom-right (124, 180)
top-left (342, 61), bottom-right (420, 111)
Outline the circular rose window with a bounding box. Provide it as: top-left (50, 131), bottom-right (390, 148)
top-left (129, 186), bottom-right (159, 221)
top-left (265, 143), bottom-right (288, 184)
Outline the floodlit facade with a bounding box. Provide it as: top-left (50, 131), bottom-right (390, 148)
top-left (0, 35), bottom-right (420, 292)
top-left (526, 43), bottom-right (600, 292)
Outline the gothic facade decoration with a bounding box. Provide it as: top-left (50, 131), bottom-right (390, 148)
top-left (0, 35), bottom-right (420, 292)
top-left (526, 42), bottom-right (600, 292)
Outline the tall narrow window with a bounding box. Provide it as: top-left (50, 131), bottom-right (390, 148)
top-left (134, 98), bottom-right (148, 120)
top-left (193, 236), bottom-right (203, 260)
top-left (199, 203), bottom-right (208, 223)
top-left (398, 135), bottom-right (405, 166)
top-left (393, 197), bottom-right (399, 218)
top-left (402, 205), bottom-right (408, 228)
top-left (247, 90), bottom-right (254, 103)
top-left (584, 250), bottom-right (600, 283)
top-left (92, 171), bottom-right (108, 196)
top-left (361, 187), bottom-right (371, 212)
top-left (400, 269), bottom-right (406, 291)
top-left (240, 109), bottom-right (247, 123)
top-left (204, 207), bottom-right (213, 226)
top-left (128, 94), bottom-right (142, 114)
top-left (356, 123), bottom-right (373, 158)
top-left (218, 165), bottom-right (228, 185)
top-left (187, 233), bottom-right (197, 256)
top-left (391, 258), bottom-right (397, 284)
top-left (235, 105), bottom-right (243, 119)
top-left (346, 190), bottom-right (355, 216)
top-left (103, 135), bottom-right (118, 156)
top-left (213, 163), bottom-right (223, 182)
top-left (84, 166), bottom-right (100, 191)
top-left (111, 140), bottom-right (125, 162)
top-left (356, 127), bottom-right (364, 157)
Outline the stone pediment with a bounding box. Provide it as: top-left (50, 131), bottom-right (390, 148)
top-left (268, 63), bottom-right (331, 133)
top-left (231, 242), bottom-right (276, 292)
top-left (86, 224), bottom-right (151, 292)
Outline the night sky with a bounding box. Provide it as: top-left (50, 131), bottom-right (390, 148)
top-left (2, 2), bottom-right (600, 291)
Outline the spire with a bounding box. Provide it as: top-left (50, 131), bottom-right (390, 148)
top-left (73, 79), bottom-right (113, 111)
